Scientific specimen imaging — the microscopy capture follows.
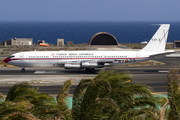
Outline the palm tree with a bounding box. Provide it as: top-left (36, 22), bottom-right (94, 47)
top-left (55, 79), bottom-right (72, 120)
top-left (0, 80), bottom-right (73, 120)
top-left (0, 70), bottom-right (167, 119)
top-left (166, 69), bottom-right (180, 120)
top-left (1, 82), bottom-right (58, 120)
top-left (72, 70), bottom-right (159, 120)
top-left (159, 97), bottom-right (169, 120)
top-left (0, 93), bottom-right (36, 120)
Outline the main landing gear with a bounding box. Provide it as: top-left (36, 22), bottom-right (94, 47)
top-left (85, 68), bottom-right (95, 73)
top-left (21, 68), bottom-right (25, 72)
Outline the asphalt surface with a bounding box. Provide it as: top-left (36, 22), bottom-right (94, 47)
top-left (0, 56), bottom-right (180, 96)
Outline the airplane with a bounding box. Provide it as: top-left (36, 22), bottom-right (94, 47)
top-left (4, 24), bottom-right (174, 73)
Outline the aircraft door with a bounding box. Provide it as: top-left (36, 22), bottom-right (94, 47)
top-left (19, 53), bottom-right (24, 61)
top-left (136, 53), bottom-right (140, 59)
top-left (102, 55), bottom-right (105, 59)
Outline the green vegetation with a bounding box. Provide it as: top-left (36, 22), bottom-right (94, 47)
top-left (0, 69), bottom-right (180, 119)
top-left (0, 83), bottom-right (58, 119)
top-left (55, 79), bottom-right (72, 119)
top-left (72, 70), bottom-right (160, 120)
top-left (166, 69), bottom-right (180, 119)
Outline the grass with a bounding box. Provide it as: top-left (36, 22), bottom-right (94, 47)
top-left (128, 60), bottom-right (164, 66)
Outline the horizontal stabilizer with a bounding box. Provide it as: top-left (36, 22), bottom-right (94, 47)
top-left (149, 50), bottom-right (175, 58)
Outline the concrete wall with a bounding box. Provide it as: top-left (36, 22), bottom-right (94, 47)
top-left (57, 39), bottom-right (64, 46)
top-left (174, 41), bottom-right (180, 48)
top-left (67, 41), bottom-right (73, 46)
top-left (3, 38), bottom-right (33, 46)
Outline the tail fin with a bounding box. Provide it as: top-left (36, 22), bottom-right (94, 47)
top-left (140, 24), bottom-right (170, 53)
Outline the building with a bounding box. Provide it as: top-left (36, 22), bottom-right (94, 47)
top-left (89, 32), bottom-right (118, 45)
top-left (3, 38), bottom-right (33, 46)
top-left (38, 40), bottom-right (45, 44)
top-left (174, 40), bottom-right (180, 48)
top-left (166, 42), bottom-right (173, 48)
top-left (67, 41), bottom-right (73, 46)
top-left (57, 39), bottom-right (64, 46)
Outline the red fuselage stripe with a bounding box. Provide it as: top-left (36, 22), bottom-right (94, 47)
top-left (11, 57), bottom-right (149, 61)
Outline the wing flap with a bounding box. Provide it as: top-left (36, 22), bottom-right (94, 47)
top-left (98, 59), bottom-right (114, 63)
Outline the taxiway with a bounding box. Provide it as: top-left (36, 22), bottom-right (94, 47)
top-left (0, 56), bottom-right (180, 95)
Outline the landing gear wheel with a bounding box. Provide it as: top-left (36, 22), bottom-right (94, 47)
top-left (21, 68), bottom-right (25, 72)
top-left (85, 68), bottom-right (95, 73)
top-left (90, 68), bottom-right (95, 73)
top-left (85, 68), bottom-right (90, 73)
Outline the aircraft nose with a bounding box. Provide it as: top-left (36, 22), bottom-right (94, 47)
top-left (4, 58), bottom-right (11, 63)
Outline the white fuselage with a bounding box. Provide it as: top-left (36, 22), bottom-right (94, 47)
top-left (6, 50), bottom-right (152, 69)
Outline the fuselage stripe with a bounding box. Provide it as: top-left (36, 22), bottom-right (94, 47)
top-left (11, 57), bottom-right (149, 61)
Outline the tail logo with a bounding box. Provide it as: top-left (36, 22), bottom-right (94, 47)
top-left (151, 29), bottom-right (169, 42)
top-left (151, 38), bottom-right (162, 42)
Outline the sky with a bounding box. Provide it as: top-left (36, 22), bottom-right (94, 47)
top-left (0, 0), bottom-right (180, 22)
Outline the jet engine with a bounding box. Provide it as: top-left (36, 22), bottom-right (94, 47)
top-left (64, 62), bottom-right (81, 69)
top-left (64, 62), bottom-right (104, 69)
top-left (81, 62), bottom-right (104, 68)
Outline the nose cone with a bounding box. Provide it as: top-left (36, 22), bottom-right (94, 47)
top-left (4, 58), bottom-right (11, 63)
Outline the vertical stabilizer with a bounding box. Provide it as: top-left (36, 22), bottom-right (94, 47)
top-left (140, 24), bottom-right (170, 53)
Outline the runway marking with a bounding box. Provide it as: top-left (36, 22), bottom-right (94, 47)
top-left (34, 71), bottom-right (45, 74)
top-left (34, 71), bottom-right (57, 74)
top-left (152, 86), bottom-right (166, 88)
top-left (151, 92), bottom-right (167, 96)
top-left (158, 71), bottom-right (168, 73)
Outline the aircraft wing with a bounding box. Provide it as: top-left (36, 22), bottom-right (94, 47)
top-left (62, 59), bottom-right (114, 64)
top-left (97, 59), bottom-right (114, 63)
top-left (63, 59), bottom-right (115, 69)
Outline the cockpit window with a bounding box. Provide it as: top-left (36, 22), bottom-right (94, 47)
top-left (8, 56), bottom-right (15, 58)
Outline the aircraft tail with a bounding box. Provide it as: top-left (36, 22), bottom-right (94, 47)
top-left (140, 24), bottom-right (170, 53)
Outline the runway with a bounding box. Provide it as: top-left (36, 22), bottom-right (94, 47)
top-left (0, 71), bottom-right (170, 95)
top-left (0, 81), bottom-right (166, 96)
top-left (0, 56), bottom-right (180, 96)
